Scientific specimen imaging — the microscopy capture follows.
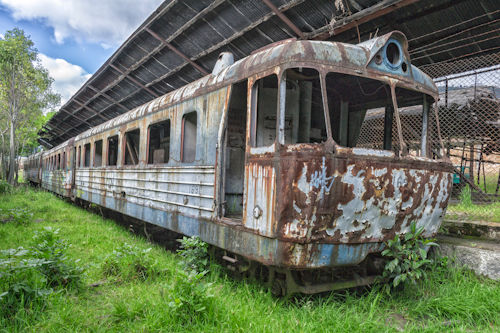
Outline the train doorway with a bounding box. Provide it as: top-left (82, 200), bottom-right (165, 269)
top-left (222, 81), bottom-right (247, 219)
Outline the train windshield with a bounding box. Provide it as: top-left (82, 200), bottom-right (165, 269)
top-left (323, 72), bottom-right (434, 157)
top-left (283, 68), bottom-right (327, 144)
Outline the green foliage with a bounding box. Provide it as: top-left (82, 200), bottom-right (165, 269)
top-left (0, 28), bottom-right (60, 184)
top-left (31, 227), bottom-right (84, 289)
top-left (0, 180), bottom-right (13, 194)
top-left (459, 185), bottom-right (473, 207)
top-left (164, 269), bottom-right (215, 323)
top-left (381, 221), bottom-right (439, 291)
top-left (101, 243), bottom-right (158, 281)
top-left (177, 236), bottom-right (210, 273)
top-left (0, 247), bottom-right (52, 321)
top-left (0, 228), bottom-right (83, 323)
top-left (0, 207), bottom-right (33, 225)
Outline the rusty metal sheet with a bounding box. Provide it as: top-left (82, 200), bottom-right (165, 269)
top-left (275, 144), bottom-right (451, 247)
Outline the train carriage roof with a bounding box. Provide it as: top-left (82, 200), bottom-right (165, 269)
top-left (39, 0), bottom-right (499, 148)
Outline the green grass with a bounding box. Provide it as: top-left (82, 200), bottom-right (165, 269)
top-left (446, 202), bottom-right (500, 223)
top-left (446, 185), bottom-right (500, 222)
top-left (1, 187), bottom-right (500, 332)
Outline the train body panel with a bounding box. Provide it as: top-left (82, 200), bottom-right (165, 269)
top-left (26, 32), bottom-right (452, 284)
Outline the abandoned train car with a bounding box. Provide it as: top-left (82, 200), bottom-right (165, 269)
top-left (26, 32), bottom-right (452, 295)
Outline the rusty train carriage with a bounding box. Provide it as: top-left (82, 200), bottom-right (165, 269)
top-left (26, 32), bottom-right (452, 295)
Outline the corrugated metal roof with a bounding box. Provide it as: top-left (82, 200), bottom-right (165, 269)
top-left (39, 0), bottom-right (500, 147)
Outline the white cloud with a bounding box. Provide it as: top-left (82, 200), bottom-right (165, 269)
top-left (38, 54), bottom-right (92, 105)
top-left (0, 0), bottom-right (163, 47)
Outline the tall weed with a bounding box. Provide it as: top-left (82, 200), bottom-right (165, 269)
top-left (177, 236), bottom-right (209, 273)
top-left (0, 247), bottom-right (51, 321)
top-left (31, 227), bottom-right (84, 289)
top-left (163, 270), bottom-right (215, 324)
top-left (381, 221), bottom-right (439, 291)
top-left (0, 180), bottom-right (13, 195)
top-left (0, 228), bottom-right (84, 324)
top-left (459, 185), bottom-right (473, 207)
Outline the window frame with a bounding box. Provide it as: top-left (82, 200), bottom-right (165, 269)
top-left (107, 135), bottom-right (119, 167)
top-left (181, 111), bottom-right (198, 163)
top-left (249, 71), bottom-right (281, 151)
top-left (122, 128), bottom-right (141, 166)
top-left (83, 143), bottom-right (91, 168)
top-left (77, 146), bottom-right (81, 168)
top-left (93, 139), bottom-right (103, 168)
top-left (280, 67), bottom-right (330, 146)
top-left (147, 119), bottom-right (171, 165)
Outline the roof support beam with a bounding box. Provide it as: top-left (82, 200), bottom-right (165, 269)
top-left (144, 0), bottom-right (307, 89)
top-left (145, 28), bottom-right (209, 76)
top-left (309, 0), bottom-right (420, 40)
top-left (72, 100), bottom-right (110, 121)
top-left (87, 85), bottom-right (130, 112)
top-left (110, 63), bottom-right (160, 98)
top-left (59, 108), bottom-right (93, 127)
top-left (261, 0), bottom-right (304, 39)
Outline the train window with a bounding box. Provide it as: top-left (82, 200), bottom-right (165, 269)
top-left (57, 154), bottom-right (61, 170)
top-left (252, 74), bottom-right (278, 147)
top-left (148, 120), bottom-right (170, 164)
top-left (84, 143), bottom-right (91, 167)
top-left (77, 146), bottom-right (81, 168)
top-left (283, 68), bottom-right (327, 144)
top-left (94, 140), bottom-right (103, 167)
top-left (124, 129), bottom-right (140, 165)
top-left (62, 152), bottom-right (66, 171)
top-left (326, 73), bottom-right (389, 148)
top-left (107, 136), bottom-right (118, 166)
top-left (181, 112), bottom-right (197, 163)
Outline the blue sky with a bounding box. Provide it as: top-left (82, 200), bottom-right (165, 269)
top-left (0, 0), bottom-right (163, 105)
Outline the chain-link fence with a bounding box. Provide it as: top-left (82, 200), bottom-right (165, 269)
top-left (356, 52), bottom-right (500, 203)
top-left (423, 52), bottom-right (500, 203)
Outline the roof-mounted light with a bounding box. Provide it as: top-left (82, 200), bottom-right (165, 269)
top-left (383, 39), bottom-right (403, 70)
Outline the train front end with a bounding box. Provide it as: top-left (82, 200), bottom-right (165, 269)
top-left (243, 32), bottom-right (452, 276)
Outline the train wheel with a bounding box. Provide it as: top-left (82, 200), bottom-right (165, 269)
top-left (271, 278), bottom-right (286, 297)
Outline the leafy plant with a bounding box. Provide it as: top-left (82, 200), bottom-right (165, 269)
top-left (381, 221), bottom-right (439, 291)
top-left (177, 236), bottom-right (209, 273)
top-left (0, 180), bottom-right (13, 195)
top-left (164, 269), bottom-right (214, 323)
top-left (0, 247), bottom-right (52, 320)
top-left (31, 227), bottom-right (84, 289)
top-left (0, 207), bottom-right (33, 225)
top-left (101, 243), bottom-right (158, 281)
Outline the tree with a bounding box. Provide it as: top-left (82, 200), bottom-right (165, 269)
top-left (0, 28), bottom-right (60, 184)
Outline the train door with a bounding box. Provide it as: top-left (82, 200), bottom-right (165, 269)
top-left (242, 73), bottom-right (278, 236)
top-left (221, 81), bottom-right (247, 220)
